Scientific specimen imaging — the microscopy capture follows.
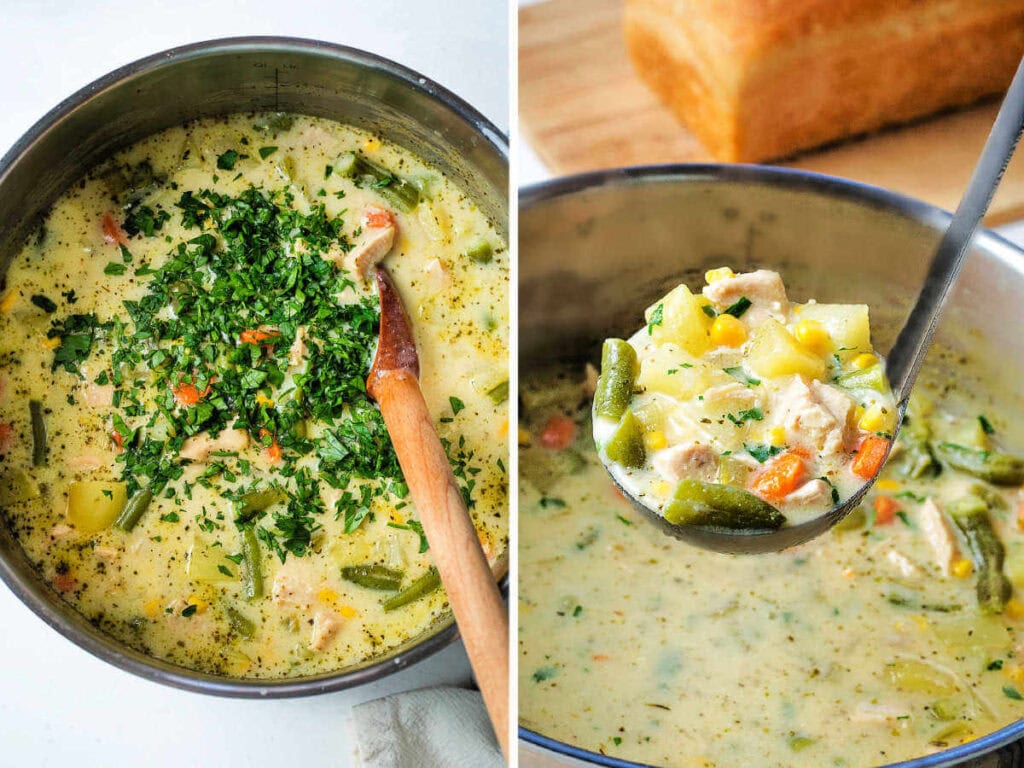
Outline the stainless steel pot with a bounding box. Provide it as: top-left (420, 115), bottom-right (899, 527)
top-left (0, 37), bottom-right (507, 698)
top-left (519, 166), bottom-right (1024, 768)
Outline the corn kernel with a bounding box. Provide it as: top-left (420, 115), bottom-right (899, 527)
top-left (339, 605), bottom-right (358, 618)
top-left (143, 597), bottom-right (162, 618)
top-left (912, 615), bottom-right (929, 632)
top-left (1007, 598), bottom-right (1024, 620)
top-left (851, 353), bottom-right (877, 370)
top-left (518, 426), bottom-right (532, 446)
top-left (0, 291), bottom-right (16, 313)
top-left (952, 558), bottom-right (974, 578)
top-left (859, 404), bottom-right (892, 432)
top-left (186, 595), bottom-right (208, 614)
top-left (704, 267), bottom-right (735, 284)
top-left (643, 430), bottom-right (667, 451)
top-left (42, 336), bottom-right (60, 350)
top-left (255, 393), bottom-right (275, 407)
top-left (318, 588), bottom-right (339, 605)
top-left (710, 314), bottom-right (747, 347)
top-left (653, 480), bottom-right (672, 497)
top-left (794, 319), bottom-right (831, 352)
top-left (391, 510), bottom-right (406, 525)
top-left (876, 478), bottom-right (902, 492)
top-left (498, 419), bottom-right (509, 438)
top-left (1008, 664), bottom-right (1024, 685)
top-left (363, 137), bottom-right (381, 152)
top-left (769, 427), bottom-right (787, 446)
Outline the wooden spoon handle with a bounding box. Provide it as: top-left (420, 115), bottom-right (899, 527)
top-left (374, 370), bottom-right (510, 759)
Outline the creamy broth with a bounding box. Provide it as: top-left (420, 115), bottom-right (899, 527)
top-left (0, 114), bottom-right (508, 678)
top-left (520, 362), bottom-right (1024, 767)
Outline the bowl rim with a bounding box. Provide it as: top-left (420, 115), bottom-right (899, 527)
top-left (518, 163), bottom-right (1024, 767)
top-left (0, 36), bottom-right (508, 698)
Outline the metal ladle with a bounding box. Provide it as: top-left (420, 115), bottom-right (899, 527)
top-left (599, 56), bottom-right (1024, 555)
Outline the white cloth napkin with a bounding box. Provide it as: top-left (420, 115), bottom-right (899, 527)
top-left (352, 686), bottom-right (503, 768)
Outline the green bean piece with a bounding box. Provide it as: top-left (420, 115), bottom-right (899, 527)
top-left (835, 364), bottom-right (890, 394)
top-left (241, 527), bottom-right (264, 601)
top-left (594, 339), bottom-right (637, 420)
top-left (900, 415), bottom-right (940, 479)
top-left (948, 492), bottom-right (1012, 614)
top-left (465, 239), bottom-right (493, 264)
top-left (341, 565), bottom-right (405, 591)
top-left (29, 400), bottom-right (47, 467)
top-left (335, 151), bottom-right (420, 211)
top-left (225, 605), bottom-right (256, 639)
top-left (253, 112), bottom-right (295, 134)
top-left (383, 567), bottom-right (441, 612)
top-left (933, 442), bottom-right (1024, 485)
top-left (113, 487), bottom-right (154, 532)
top-left (486, 379), bottom-right (509, 405)
top-left (232, 486), bottom-right (288, 524)
top-left (664, 479), bottom-right (785, 530)
top-left (604, 410), bottom-right (646, 469)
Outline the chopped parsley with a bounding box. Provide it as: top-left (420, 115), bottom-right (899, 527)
top-left (449, 396), bottom-right (466, 415)
top-left (979, 415), bottom-right (996, 435)
top-left (647, 303), bottom-right (664, 335)
top-left (745, 444), bottom-right (784, 463)
top-left (722, 296), bottom-right (751, 318)
top-left (724, 366), bottom-right (760, 386)
top-left (258, 146), bottom-right (278, 159)
top-left (727, 407), bottom-right (763, 426)
top-left (30, 294), bottom-right (58, 313)
top-left (216, 149), bottom-right (239, 170)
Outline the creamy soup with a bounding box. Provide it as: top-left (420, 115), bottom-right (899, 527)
top-left (521, 360), bottom-right (1024, 767)
top-left (0, 113), bottom-right (508, 678)
top-left (595, 268), bottom-right (896, 528)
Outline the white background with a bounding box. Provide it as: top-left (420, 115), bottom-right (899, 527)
top-left (0, 2), bottom-right (507, 767)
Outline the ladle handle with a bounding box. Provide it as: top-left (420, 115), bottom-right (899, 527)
top-left (373, 371), bottom-right (510, 760)
top-left (888, 56), bottom-right (1024, 401)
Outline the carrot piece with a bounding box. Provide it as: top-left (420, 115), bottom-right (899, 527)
top-left (52, 572), bottom-right (76, 593)
top-left (101, 212), bottom-right (128, 245)
top-left (1016, 498), bottom-right (1024, 532)
top-left (749, 452), bottom-right (806, 502)
top-left (239, 328), bottom-right (281, 345)
top-left (852, 435), bottom-right (891, 480)
top-left (539, 414), bottom-right (577, 450)
top-left (109, 430), bottom-right (124, 453)
top-left (592, 654), bottom-right (611, 662)
top-left (0, 422), bottom-right (13, 454)
top-left (260, 428), bottom-right (282, 464)
top-left (172, 382), bottom-right (210, 407)
top-left (873, 495), bottom-right (900, 525)
top-left (364, 206), bottom-right (395, 229)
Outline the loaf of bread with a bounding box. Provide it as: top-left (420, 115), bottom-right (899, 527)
top-left (625, 0), bottom-right (1024, 162)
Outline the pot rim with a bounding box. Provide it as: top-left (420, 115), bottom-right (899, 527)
top-left (0, 36), bottom-right (507, 698)
top-left (518, 163), bottom-right (1024, 768)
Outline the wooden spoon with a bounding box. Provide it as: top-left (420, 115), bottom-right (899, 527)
top-left (367, 265), bottom-right (510, 759)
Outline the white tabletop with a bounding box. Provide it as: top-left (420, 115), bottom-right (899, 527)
top-left (0, 2), bottom-right (506, 767)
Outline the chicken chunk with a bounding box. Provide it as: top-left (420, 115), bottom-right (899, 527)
top-left (340, 205), bottom-right (397, 278)
top-left (82, 382), bottom-right (114, 408)
top-left (652, 442), bottom-right (719, 483)
top-left (885, 549), bottom-right (921, 578)
top-left (703, 381), bottom-right (757, 407)
top-left (288, 326), bottom-right (308, 369)
top-left (918, 498), bottom-right (960, 577)
top-left (703, 269), bottom-right (789, 324)
top-left (850, 702), bottom-right (908, 724)
top-left (784, 478), bottom-right (831, 506)
top-left (178, 428), bottom-right (250, 462)
top-left (310, 610), bottom-right (343, 651)
top-left (272, 558), bottom-right (323, 609)
top-left (771, 376), bottom-right (855, 456)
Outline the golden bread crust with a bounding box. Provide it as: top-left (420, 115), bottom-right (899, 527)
top-left (626, 0), bottom-right (1024, 161)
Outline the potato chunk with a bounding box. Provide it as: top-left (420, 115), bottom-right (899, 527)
top-left (747, 320), bottom-right (826, 380)
top-left (796, 304), bottom-right (871, 361)
top-left (66, 481), bottom-right (127, 534)
top-left (644, 284), bottom-right (713, 356)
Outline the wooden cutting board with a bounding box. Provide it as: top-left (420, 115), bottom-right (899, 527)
top-left (520, 0), bottom-right (1024, 225)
